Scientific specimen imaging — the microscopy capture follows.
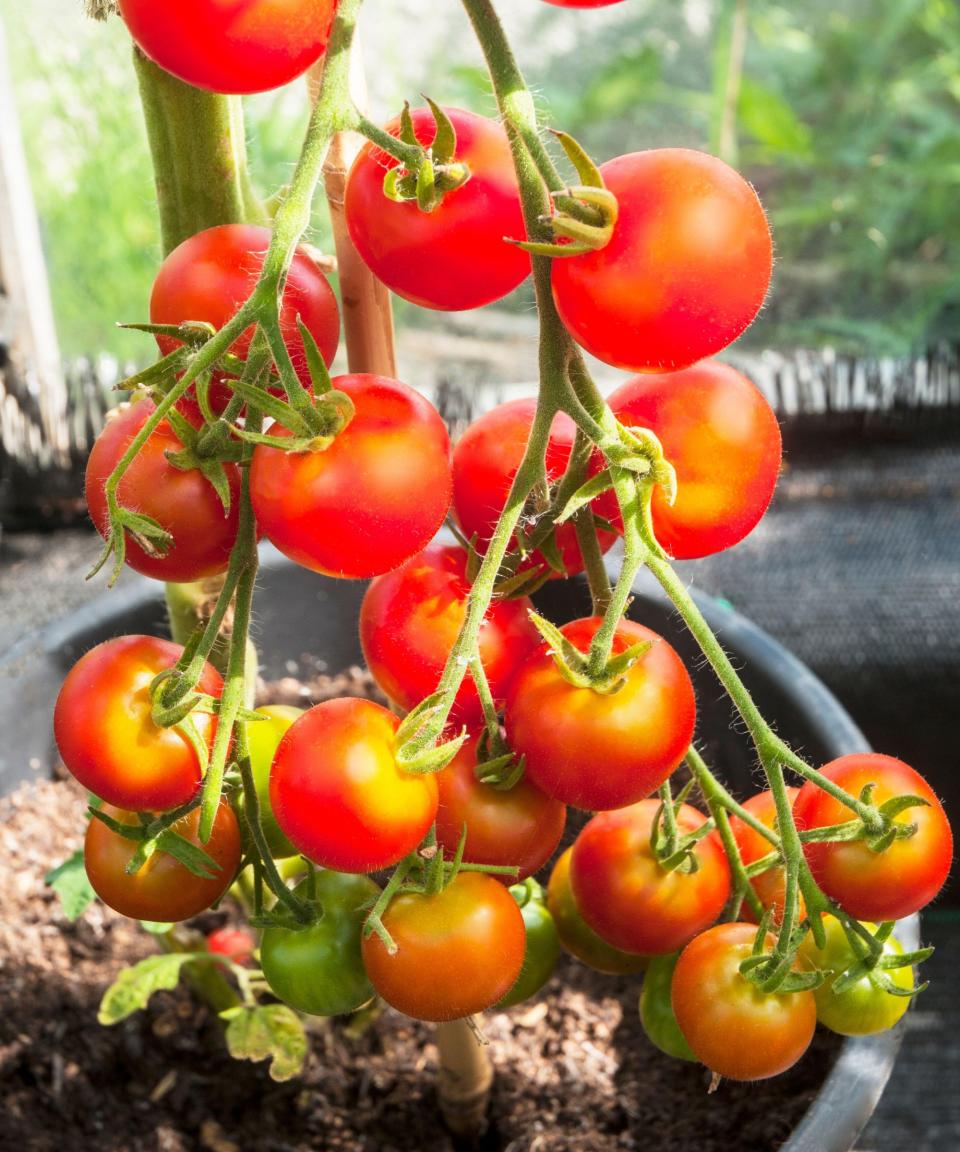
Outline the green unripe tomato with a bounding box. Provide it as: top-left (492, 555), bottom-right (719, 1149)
top-left (496, 878), bottom-right (561, 1008)
top-left (639, 952), bottom-right (696, 1061)
top-left (261, 871), bottom-right (378, 1016)
top-left (243, 705), bottom-right (303, 859)
top-left (800, 915), bottom-right (914, 1037)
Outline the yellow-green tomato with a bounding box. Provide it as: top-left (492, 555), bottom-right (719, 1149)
top-left (639, 953), bottom-right (696, 1061)
top-left (496, 879), bottom-right (561, 1009)
top-left (243, 705), bottom-right (303, 859)
top-left (260, 871), bottom-right (378, 1017)
top-left (800, 915), bottom-right (914, 1037)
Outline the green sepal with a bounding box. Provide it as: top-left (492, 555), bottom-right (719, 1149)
top-left (551, 129), bottom-right (606, 189)
top-left (153, 828), bottom-right (223, 880)
top-left (424, 96), bottom-right (457, 165)
top-left (296, 314), bottom-right (333, 395)
top-left (554, 468), bottom-right (618, 524)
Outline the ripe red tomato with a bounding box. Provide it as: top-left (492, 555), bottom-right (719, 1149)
top-left (551, 149), bottom-right (772, 372)
top-left (250, 374), bottom-right (451, 579)
top-left (793, 754), bottom-right (952, 921)
top-left (207, 926), bottom-right (257, 966)
top-left (360, 545), bottom-right (539, 727)
top-left (504, 617), bottom-right (696, 811)
top-left (671, 923), bottom-right (817, 1080)
top-left (452, 399), bottom-right (619, 579)
top-left (729, 787), bottom-right (803, 925)
top-left (607, 362), bottom-right (782, 559)
top-left (434, 733), bottom-right (567, 881)
top-left (361, 872), bottom-right (526, 1021)
top-left (117, 0), bottom-right (338, 95)
top-left (85, 800), bottom-right (241, 922)
top-left (85, 400), bottom-right (240, 583)
top-left (570, 800), bottom-right (730, 955)
top-left (151, 224), bottom-right (339, 412)
top-left (546, 848), bottom-right (648, 974)
top-left (55, 635), bottom-right (223, 811)
top-left (269, 698), bottom-right (438, 873)
top-left (345, 107), bottom-right (530, 311)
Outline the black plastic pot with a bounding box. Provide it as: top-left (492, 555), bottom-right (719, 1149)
top-left (0, 544), bottom-right (918, 1152)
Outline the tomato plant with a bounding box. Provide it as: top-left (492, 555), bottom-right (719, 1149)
top-left (118, 0), bottom-right (338, 95)
top-left (85, 399), bottom-right (241, 583)
top-left (269, 698), bottom-right (438, 872)
top-left (496, 880), bottom-right (561, 1008)
top-left (728, 787), bottom-right (802, 924)
top-left (261, 873), bottom-right (379, 1016)
top-left (570, 800), bottom-right (731, 955)
top-left (85, 801), bottom-right (241, 922)
top-left (345, 107), bottom-right (530, 311)
top-left (360, 545), bottom-right (539, 726)
top-left (551, 149), bottom-right (772, 372)
top-left (505, 617), bottom-right (696, 810)
top-left (361, 871), bottom-right (526, 1021)
top-left (671, 923), bottom-right (817, 1081)
top-left (250, 374), bottom-right (452, 578)
top-left (793, 754), bottom-right (952, 921)
top-left (54, 635), bottom-right (223, 811)
top-left (608, 362), bottom-right (782, 559)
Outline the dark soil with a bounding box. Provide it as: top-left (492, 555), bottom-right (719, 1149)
top-left (0, 669), bottom-right (841, 1152)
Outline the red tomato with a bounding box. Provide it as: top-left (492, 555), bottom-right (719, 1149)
top-left (55, 636), bottom-right (222, 811)
top-left (85, 801), bottom-right (241, 922)
top-left (452, 399), bottom-right (619, 579)
top-left (671, 923), bottom-right (817, 1080)
top-left (85, 400), bottom-right (240, 583)
top-left (250, 374), bottom-right (451, 579)
top-left (361, 872), bottom-right (526, 1021)
top-left (504, 617), bottom-right (696, 811)
top-left (207, 926), bottom-right (257, 966)
top-left (118, 0), bottom-right (338, 95)
top-left (729, 788), bottom-right (803, 925)
top-left (570, 800), bottom-right (730, 955)
top-left (345, 107), bottom-right (530, 311)
top-left (360, 545), bottom-right (539, 727)
top-left (793, 754), bottom-right (952, 921)
top-left (607, 362), bottom-right (782, 559)
top-left (551, 150), bottom-right (772, 372)
top-left (151, 224), bottom-right (339, 413)
top-left (434, 733), bottom-right (567, 881)
top-left (269, 698), bottom-right (438, 873)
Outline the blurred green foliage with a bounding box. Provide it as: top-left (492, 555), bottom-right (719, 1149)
top-left (2, 0), bottom-right (958, 358)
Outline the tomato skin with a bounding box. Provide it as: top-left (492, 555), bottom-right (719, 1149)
top-left (607, 362), bottom-right (782, 559)
top-left (250, 374), bottom-right (452, 579)
top-left (269, 698), bottom-right (438, 873)
top-left (345, 107), bottom-right (530, 311)
top-left (361, 872), bottom-right (526, 1021)
top-left (729, 787), bottom-right (803, 924)
top-left (496, 880), bottom-right (561, 1008)
top-left (118, 0), bottom-right (338, 96)
top-left (85, 801), bottom-right (241, 922)
top-left (571, 800), bottom-right (730, 955)
top-left (85, 400), bottom-right (241, 583)
top-left (798, 916), bottom-right (913, 1037)
top-left (546, 848), bottom-right (647, 975)
top-left (207, 927), bottom-right (256, 966)
top-left (452, 399), bottom-right (619, 579)
top-left (261, 873), bottom-right (379, 1017)
top-left (242, 706), bottom-right (303, 859)
top-left (793, 754), bottom-right (953, 921)
top-left (639, 953), bottom-right (696, 1061)
top-left (672, 923), bottom-right (817, 1081)
top-left (55, 636), bottom-right (222, 812)
top-left (360, 545), bottom-right (539, 728)
top-left (151, 224), bottom-right (339, 410)
top-left (505, 617), bottom-right (696, 811)
top-left (434, 733), bottom-right (566, 882)
top-left (552, 149), bottom-right (772, 373)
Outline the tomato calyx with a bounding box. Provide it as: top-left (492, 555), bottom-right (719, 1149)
top-left (474, 727), bottom-right (526, 792)
top-left (526, 610), bottom-right (653, 694)
top-left (797, 783), bottom-right (931, 854)
top-left (735, 915), bottom-right (826, 996)
top-left (87, 801), bottom-right (225, 883)
top-left (649, 779), bottom-right (717, 876)
top-left (824, 918), bottom-right (931, 1001)
top-left (378, 100), bottom-right (471, 213)
top-left (393, 693), bottom-right (470, 777)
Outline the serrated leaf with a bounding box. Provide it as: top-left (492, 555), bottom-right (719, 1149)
top-left (98, 953), bottom-right (199, 1025)
top-left (45, 851), bottom-right (97, 922)
top-left (222, 1004), bottom-right (307, 1082)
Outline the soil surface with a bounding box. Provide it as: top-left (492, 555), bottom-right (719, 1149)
top-left (1, 670), bottom-right (841, 1152)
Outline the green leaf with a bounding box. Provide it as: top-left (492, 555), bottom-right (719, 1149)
top-left (98, 953), bottom-right (199, 1025)
top-left (139, 920), bottom-right (175, 935)
top-left (738, 76), bottom-right (813, 159)
top-left (222, 1004), bottom-right (308, 1082)
top-left (45, 851), bottom-right (96, 922)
